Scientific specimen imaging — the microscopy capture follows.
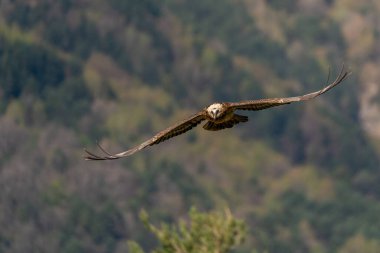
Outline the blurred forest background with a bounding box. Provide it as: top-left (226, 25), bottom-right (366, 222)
top-left (1, 0), bottom-right (380, 252)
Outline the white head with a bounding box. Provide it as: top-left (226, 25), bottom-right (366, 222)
top-left (207, 103), bottom-right (224, 119)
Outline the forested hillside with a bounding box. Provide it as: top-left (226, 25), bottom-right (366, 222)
top-left (1, 0), bottom-right (380, 252)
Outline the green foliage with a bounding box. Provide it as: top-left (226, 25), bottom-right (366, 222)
top-left (0, 34), bottom-right (65, 101)
top-left (288, 15), bottom-right (344, 46)
top-left (42, 179), bottom-right (67, 206)
top-left (129, 208), bottom-right (246, 253)
top-left (266, 0), bottom-right (295, 12)
top-left (110, 0), bottom-right (161, 25)
top-left (129, 158), bottom-right (212, 211)
top-left (43, 77), bottom-right (92, 125)
top-left (5, 1), bottom-right (50, 29)
top-left (1, 1), bottom-right (380, 252)
top-left (43, 15), bottom-right (99, 58)
top-left (60, 199), bottom-right (126, 252)
top-left (128, 241), bottom-right (145, 253)
top-left (166, 0), bottom-right (287, 70)
top-left (339, 234), bottom-right (380, 253)
top-left (249, 185), bottom-right (380, 253)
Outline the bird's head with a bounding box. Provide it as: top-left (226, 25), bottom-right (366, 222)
top-left (207, 103), bottom-right (224, 119)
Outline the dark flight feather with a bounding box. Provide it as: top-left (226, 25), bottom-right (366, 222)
top-left (84, 65), bottom-right (350, 160)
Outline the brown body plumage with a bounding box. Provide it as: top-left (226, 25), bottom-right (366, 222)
top-left (84, 66), bottom-right (350, 160)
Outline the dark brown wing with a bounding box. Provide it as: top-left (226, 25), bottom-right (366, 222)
top-left (228, 65), bottom-right (351, 111)
top-left (84, 110), bottom-right (207, 160)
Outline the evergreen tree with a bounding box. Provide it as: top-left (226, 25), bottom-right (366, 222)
top-left (129, 208), bottom-right (247, 253)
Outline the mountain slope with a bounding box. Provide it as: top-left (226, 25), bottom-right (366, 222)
top-left (1, 0), bottom-right (380, 252)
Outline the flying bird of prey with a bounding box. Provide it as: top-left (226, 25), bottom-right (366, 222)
top-left (84, 66), bottom-right (350, 160)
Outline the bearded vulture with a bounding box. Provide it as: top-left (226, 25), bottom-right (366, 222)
top-left (84, 65), bottom-right (350, 160)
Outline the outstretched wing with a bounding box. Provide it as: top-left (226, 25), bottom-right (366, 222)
top-left (228, 65), bottom-right (351, 111)
top-left (84, 111), bottom-right (207, 160)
